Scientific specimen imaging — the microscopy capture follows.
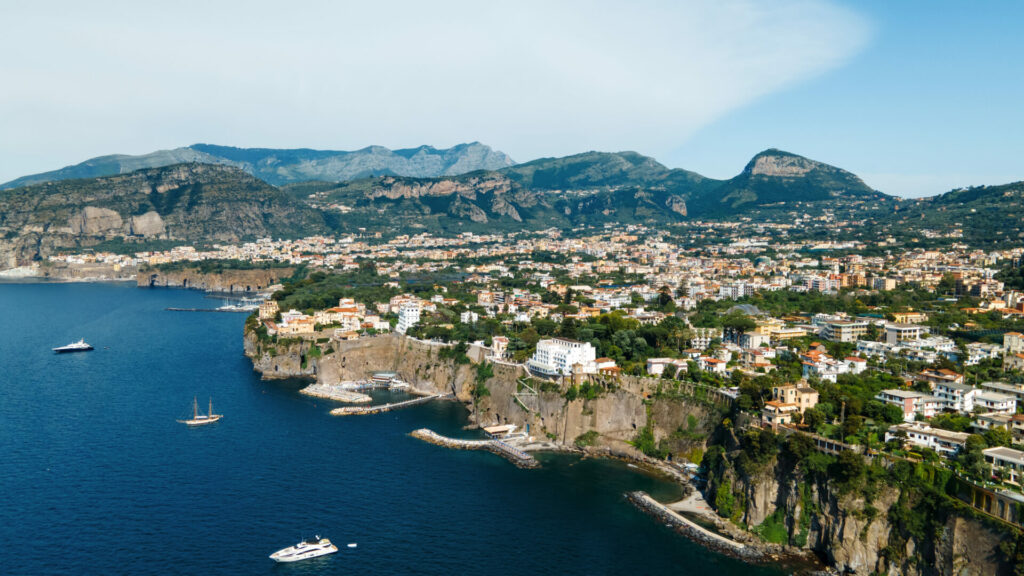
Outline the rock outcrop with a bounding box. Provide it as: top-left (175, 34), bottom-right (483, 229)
top-left (129, 211), bottom-right (166, 237)
top-left (747, 154), bottom-right (816, 178)
top-left (139, 266), bottom-right (294, 293)
top-left (68, 207), bottom-right (124, 235)
top-left (369, 174), bottom-right (512, 200)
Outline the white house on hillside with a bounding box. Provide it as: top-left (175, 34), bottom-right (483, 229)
top-left (396, 302), bottom-right (421, 334)
top-left (527, 338), bottom-right (596, 377)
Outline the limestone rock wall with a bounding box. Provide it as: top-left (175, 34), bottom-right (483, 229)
top-left (139, 267), bottom-right (294, 293)
top-left (243, 331), bottom-right (719, 454)
top-left (709, 452), bottom-right (1017, 576)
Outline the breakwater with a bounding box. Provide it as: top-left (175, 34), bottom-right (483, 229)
top-left (626, 491), bottom-right (762, 561)
top-left (299, 383), bottom-right (372, 403)
top-left (330, 393), bottom-right (451, 416)
top-left (410, 428), bottom-right (540, 469)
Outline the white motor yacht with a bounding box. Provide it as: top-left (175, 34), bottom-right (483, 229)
top-left (269, 536), bottom-right (338, 562)
top-left (52, 339), bottom-right (93, 353)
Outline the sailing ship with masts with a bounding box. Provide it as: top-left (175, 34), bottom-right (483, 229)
top-left (178, 397), bottom-right (222, 426)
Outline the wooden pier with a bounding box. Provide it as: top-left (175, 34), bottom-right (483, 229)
top-left (410, 428), bottom-right (540, 469)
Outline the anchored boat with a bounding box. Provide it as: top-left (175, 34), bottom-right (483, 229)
top-left (177, 397), bottom-right (222, 426)
top-left (52, 339), bottom-right (93, 353)
top-left (269, 536), bottom-right (338, 562)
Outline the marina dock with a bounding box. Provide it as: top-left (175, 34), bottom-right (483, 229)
top-left (329, 393), bottom-right (451, 416)
top-left (410, 428), bottom-right (540, 469)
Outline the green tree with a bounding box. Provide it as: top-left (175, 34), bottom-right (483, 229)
top-left (984, 426), bottom-right (1014, 447)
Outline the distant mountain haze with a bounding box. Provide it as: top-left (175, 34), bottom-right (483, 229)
top-left (0, 142), bottom-right (516, 189)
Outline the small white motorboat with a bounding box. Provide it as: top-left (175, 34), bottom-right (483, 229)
top-left (269, 536), bottom-right (338, 563)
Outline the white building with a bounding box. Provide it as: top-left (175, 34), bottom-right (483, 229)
top-left (460, 311), bottom-right (479, 324)
top-left (396, 302), bottom-right (421, 335)
top-left (885, 324), bottom-right (927, 345)
top-left (821, 320), bottom-right (869, 343)
top-left (980, 381), bottom-right (1024, 404)
top-left (527, 338), bottom-right (596, 377)
top-left (983, 446), bottom-right (1024, 485)
top-left (690, 327), bottom-right (722, 350)
top-left (646, 357), bottom-right (689, 376)
top-left (885, 422), bottom-right (971, 456)
top-left (875, 389), bottom-right (944, 422)
top-left (965, 342), bottom-right (1005, 366)
top-left (974, 391), bottom-right (1017, 414)
top-left (934, 382), bottom-right (977, 413)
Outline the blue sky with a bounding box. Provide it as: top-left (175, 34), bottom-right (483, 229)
top-left (0, 1), bottom-right (1021, 197)
top-left (670, 1), bottom-right (1024, 196)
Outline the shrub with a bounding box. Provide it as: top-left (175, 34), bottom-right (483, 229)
top-left (574, 430), bottom-right (600, 447)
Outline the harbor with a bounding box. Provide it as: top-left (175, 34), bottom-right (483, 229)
top-left (410, 428), bottom-right (540, 469)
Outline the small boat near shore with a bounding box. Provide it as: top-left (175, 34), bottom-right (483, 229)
top-left (53, 339), bottom-right (94, 353)
top-left (269, 536), bottom-right (338, 562)
top-left (177, 397), bottom-right (222, 426)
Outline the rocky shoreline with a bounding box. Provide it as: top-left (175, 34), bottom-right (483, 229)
top-left (240, 331), bottom-right (887, 574)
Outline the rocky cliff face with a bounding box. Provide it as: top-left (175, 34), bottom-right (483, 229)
top-left (368, 174), bottom-right (513, 200)
top-left (747, 154), bottom-right (816, 178)
top-left (243, 332), bottom-right (719, 454)
top-left (139, 267), bottom-right (294, 293)
top-left (0, 163), bottom-right (328, 269)
top-left (706, 434), bottom-right (1018, 575)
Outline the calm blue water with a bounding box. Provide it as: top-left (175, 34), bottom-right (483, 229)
top-left (0, 282), bottom-right (780, 576)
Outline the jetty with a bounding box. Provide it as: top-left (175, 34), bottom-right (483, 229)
top-left (330, 393), bottom-right (451, 416)
top-left (410, 428), bottom-right (540, 469)
top-left (626, 491), bottom-right (761, 561)
top-left (299, 383), bottom-right (372, 403)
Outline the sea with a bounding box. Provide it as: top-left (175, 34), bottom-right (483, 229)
top-left (0, 282), bottom-right (783, 575)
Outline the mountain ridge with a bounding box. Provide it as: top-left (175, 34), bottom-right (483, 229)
top-left (3, 146), bottom-right (1021, 269)
top-left (1, 142), bottom-right (516, 189)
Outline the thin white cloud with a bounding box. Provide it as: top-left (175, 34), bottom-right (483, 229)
top-left (0, 0), bottom-right (870, 182)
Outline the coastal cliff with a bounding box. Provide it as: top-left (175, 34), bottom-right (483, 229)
top-left (139, 266), bottom-right (294, 293)
top-left (242, 328), bottom-right (1024, 574)
top-left (705, 426), bottom-right (1023, 575)
top-left (242, 330), bottom-right (719, 457)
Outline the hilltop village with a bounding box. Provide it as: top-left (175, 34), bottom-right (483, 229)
top-left (30, 223), bottom-right (1024, 572)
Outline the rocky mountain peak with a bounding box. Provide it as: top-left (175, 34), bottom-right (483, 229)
top-left (744, 149), bottom-right (820, 178)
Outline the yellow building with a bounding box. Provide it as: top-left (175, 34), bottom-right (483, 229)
top-left (771, 382), bottom-right (819, 413)
top-left (892, 311), bottom-right (929, 324)
top-left (258, 300), bottom-right (280, 321)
